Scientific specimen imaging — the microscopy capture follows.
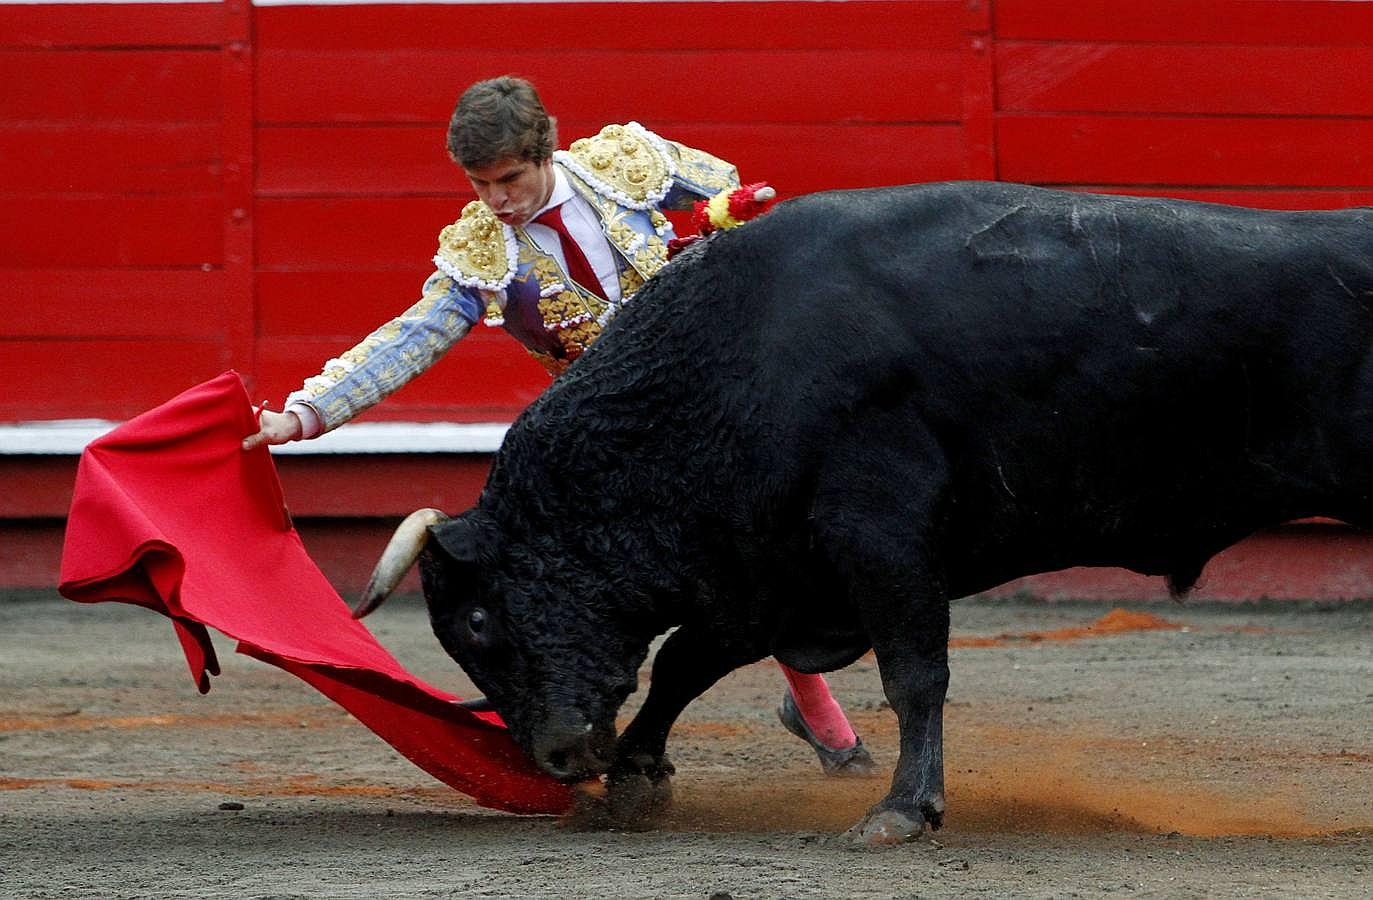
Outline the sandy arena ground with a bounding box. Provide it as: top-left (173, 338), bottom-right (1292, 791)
top-left (1, 589), bottom-right (1369, 898)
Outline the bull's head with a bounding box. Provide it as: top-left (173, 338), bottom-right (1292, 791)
top-left (355, 508), bottom-right (650, 783)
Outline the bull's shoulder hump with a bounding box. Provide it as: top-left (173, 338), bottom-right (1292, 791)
top-left (767, 181), bottom-right (1086, 228)
top-left (746, 181), bottom-right (986, 234)
top-left (779, 182), bottom-right (1371, 225)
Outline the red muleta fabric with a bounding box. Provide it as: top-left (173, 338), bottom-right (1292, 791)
top-left (57, 371), bottom-right (572, 816)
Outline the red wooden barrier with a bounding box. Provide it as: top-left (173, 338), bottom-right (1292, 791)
top-left (4, 1), bottom-right (1373, 594)
top-left (7, 0), bottom-right (1370, 424)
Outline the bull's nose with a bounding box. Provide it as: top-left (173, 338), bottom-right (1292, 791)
top-left (532, 712), bottom-right (611, 780)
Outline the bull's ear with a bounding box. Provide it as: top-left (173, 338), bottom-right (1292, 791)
top-left (428, 510), bottom-right (494, 565)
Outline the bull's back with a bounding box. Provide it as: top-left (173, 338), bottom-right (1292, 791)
top-left (694, 183), bottom-right (1373, 578)
top-left (530, 180), bottom-right (1373, 513)
top-left (742, 182), bottom-right (1370, 388)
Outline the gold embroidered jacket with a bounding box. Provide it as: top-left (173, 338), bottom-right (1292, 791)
top-left (287, 123), bottom-right (740, 433)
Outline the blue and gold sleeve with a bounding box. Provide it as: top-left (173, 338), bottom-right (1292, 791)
top-left (284, 272), bottom-right (482, 433)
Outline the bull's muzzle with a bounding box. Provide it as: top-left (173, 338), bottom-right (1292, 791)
top-left (352, 507), bottom-right (448, 619)
top-left (531, 709), bottom-right (615, 782)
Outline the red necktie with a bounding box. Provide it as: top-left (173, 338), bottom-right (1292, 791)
top-left (532, 204), bottom-right (608, 300)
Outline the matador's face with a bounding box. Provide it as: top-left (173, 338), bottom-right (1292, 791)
top-left (464, 156), bottom-right (555, 228)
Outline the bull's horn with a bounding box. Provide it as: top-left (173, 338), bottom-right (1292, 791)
top-left (352, 507), bottom-right (448, 619)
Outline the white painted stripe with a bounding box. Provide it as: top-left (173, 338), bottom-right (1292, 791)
top-left (0, 420), bottom-right (117, 454)
top-left (271, 421), bottom-right (509, 455)
top-left (0, 420), bottom-right (509, 455)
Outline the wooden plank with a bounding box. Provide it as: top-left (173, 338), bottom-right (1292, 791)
top-left (256, 123), bottom-right (968, 197)
top-left (256, 1), bottom-right (967, 52)
top-left (0, 455), bottom-right (488, 517)
top-left (0, 459), bottom-right (77, 518)
top-left (221, 0), bottom-right (257, 390)
top-left (255, 125), bottom-right (464, 197)
top-left (255, 197), bottom-right (458, 270)
top-left (961, 0), bottom-right (997, 180)
top-left (994, 0), bottom-right (1373, 46)
top-left (1, 195), bottom-right (222, 267)
top-left (0, 340), bottom-right (233, 421)
top-left (997, 43), bottom-right (1373, 116)
top-left (0, 4), bottom-right (222, 49)
top-left (254, 334), bottom-right (548, 421)
top-left (257, 270), bottom-right (441, 337)
top-left (272, 455), bottom-right (493, 518)
top-left (255, 48), bottom-right (964, 125)
top-left (7, 270), bottom-right (226, 338)
top-left (1, 49), bottom-right (220, 122)
top-left (655, 123), bottom-right (972, 192)
top-left (0, 521), bottom-right (67, 589)
top-left (0, 123), bottom-right (220, 194)
top-left (996, 115), bottom-right (1373, 188)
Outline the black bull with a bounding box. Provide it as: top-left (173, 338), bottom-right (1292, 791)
top-left (357, 181), bottom-right (1373, 843)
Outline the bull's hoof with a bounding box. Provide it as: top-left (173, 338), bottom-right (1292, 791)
top-left (845, 796), bottom-right (944, 846)
top-left (565, 755), bottom-right (673, 831)
top-left (603, 765), bottom-right (673, 830)
top-left (562, 781), bottom-right (613, 830)
top-left (847, 809), bottom-right (924, 846)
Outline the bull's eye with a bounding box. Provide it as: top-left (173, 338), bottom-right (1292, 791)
top-left (467, 607), bottom-right (487, 635)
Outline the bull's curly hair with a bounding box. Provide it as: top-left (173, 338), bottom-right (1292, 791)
top-left (446, 76), bottom-right (559, 170)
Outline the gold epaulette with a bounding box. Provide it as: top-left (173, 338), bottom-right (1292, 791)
top-left (557, 122), bottom-right (674, 210)
top-left (433, 201), bottom-right (517, 291)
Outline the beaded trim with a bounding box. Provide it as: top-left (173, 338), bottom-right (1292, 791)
top-left (555, 122), bottom-right (676, 211)
top-left (433, 201), bottom-right (520, 292)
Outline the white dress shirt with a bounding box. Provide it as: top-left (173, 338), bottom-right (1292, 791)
top-left (523, 166), bottom-right (623, 305)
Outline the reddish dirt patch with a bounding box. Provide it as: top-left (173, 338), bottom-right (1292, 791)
top-left (0, 774), bottom-right (464, 803)
top-left (0, 708), bottom-right (347, 733)
top-left (949, 749), bottom-right (1330, 838)
top-left (664, 717), bottom-right (1353, 839)
top-left (949, 607), bottom-right (1182, 649)
top-left (671, 720), bottom-right (757, 739)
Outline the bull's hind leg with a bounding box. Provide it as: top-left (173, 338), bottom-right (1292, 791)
top-left (582, 625), bottom-right (762, 829)
top-left (848, 584), bottom-right (950, 845)
top-left (813, 423), bottom-right (952, 846)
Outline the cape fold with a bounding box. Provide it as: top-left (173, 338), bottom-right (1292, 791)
top-left (57, 371), bottom-right (571, 815)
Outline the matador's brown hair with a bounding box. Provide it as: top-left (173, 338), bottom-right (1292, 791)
top-left (447, 76), bottom-right (559, 170)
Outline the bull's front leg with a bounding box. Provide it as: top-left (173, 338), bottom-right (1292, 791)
top-left (850, 587), bottom-right (950, 845)
top-left (577, 625), bottom-right (759, 830)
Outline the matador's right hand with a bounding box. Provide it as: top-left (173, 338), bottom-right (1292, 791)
top-left (242, 407), bottom-right (303, 451)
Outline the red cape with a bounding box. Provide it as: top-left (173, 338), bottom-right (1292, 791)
top-left (58, 371), bottom-right (571, 815)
